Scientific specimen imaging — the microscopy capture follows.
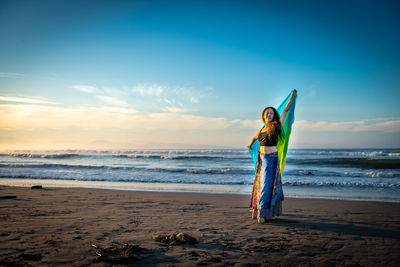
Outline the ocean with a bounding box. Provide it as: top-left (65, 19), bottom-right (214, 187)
top-left (0, 149), bottom-right (399, 202)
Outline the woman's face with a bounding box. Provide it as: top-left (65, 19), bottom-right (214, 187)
top-left (264, 108), bottom-right (274, 122)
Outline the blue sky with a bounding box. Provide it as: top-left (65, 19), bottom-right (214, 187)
top-left (0, 0), bottom-right (399, 149)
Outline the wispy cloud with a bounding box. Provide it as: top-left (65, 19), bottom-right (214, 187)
top-left (165, 107), bottom-right (188, 113)
top-left (353, 120), bottom-right (400, 133)
top-left (132, 84), bottom-right (164, 97)
top-left (0, 95), bottom-right (59, 105)
top-left (131, 83), bottom-right (214, 112)
top-left (0, 104), bottom-right (231, 131)
top-left (294, 119), bottom-right (400, 133)
top-left (233, 119), bottom-right (261, 129)
top-left (0, 72), bottom-right (27, 79)
top-left (162, 98), bottom-right (173, 105)
top-left (96, 95), bottom-right (127, 106)
top-left (69, 83), bottom-right (214, 111)
top-left (0, 72), bottom-right (62, 81)
top-left (70, 85), bottom-right (99, 94)
top-left (160, 98), bottom-right (190, 113)
top-left (190, 97), bottom-right (199, 104)
top-left (228, 117), bottom-right (400, 133)
top-left (70, 85), bottom-right (128, 106)
top-left (103, 86), bottom-right (129, 96)
top-left (89, 107), bottom-right (139, 114)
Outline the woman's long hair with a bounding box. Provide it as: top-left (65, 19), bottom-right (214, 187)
top-left (262, 107), bottom-right (283, 142)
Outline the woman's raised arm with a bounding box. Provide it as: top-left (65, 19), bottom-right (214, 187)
top-left (280, 89), bottom-right (297, 126)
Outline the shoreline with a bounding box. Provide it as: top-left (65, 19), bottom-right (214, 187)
top-left (1, 184), bottom-right (399, 208)
top-left (1, 185), bottom-right (399, 266)
top-left (0, 178), bottom-right (399, 203)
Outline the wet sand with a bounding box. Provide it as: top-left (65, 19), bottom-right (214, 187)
top-left (0, 185), bottom-right (399, 266)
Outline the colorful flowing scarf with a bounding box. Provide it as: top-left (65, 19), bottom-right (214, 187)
top-left (249, 91), bottom-right (297, 175)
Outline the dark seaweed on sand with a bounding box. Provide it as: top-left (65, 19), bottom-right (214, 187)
top-left (153, 232), bottom-right (198, 245)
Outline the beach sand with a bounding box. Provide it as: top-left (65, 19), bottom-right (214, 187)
top-left (0, 185), bottom-right (399, 266)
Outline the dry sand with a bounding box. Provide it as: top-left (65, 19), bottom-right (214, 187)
top-left (0, 185), bottom-right (399, 266)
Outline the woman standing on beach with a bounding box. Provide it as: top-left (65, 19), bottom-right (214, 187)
top-left (247, 90), bottom-right (297, 223)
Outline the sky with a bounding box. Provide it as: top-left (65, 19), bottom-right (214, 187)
top-left (0, 0), bottom-right (399, 150)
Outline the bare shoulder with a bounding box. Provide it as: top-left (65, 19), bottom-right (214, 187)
top-left (255, 127), bottom-right (264, 138)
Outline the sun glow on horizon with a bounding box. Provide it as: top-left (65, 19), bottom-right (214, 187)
top-left (0, 98), bottom-right (399, 150)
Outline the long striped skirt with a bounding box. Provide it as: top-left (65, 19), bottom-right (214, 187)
top-left (250, 152), bottom-right (284, 223)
